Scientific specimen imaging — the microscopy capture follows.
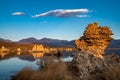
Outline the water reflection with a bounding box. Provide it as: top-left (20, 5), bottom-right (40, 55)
top-left (0, 46), bottom-right (9, 53)
top-left (0, 52), bottom-right (9, 58)
top-left (31, 52), bottom-right (44, 59)
top-left (0, 51), bottom-right (74, 80)
top-left (17, 52), bottom-right (21, 55)
top-left (0, 57), bottom-right (39, 80)
top-left (0, 48), bottom-right (120, 80)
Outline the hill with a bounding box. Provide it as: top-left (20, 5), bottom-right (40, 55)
top-left (0, 37), bottom-right (120, 48)
top-left (107, 39), bottom-right (120, 48)
top-left (18, 37), bottom-right (75, 47)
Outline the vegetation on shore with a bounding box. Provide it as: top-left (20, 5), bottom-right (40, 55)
top-left (11, 57), bottom-right (74, 80)
top-left (11, 54), bottom-right (120, 80)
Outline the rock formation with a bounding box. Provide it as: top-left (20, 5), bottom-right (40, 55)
top-left (75, 22), bottom-right (113, 58)
top-left (70, 52), bottom-right (120, 80)
top-left (70, 22), bottom-right (120, 80)
top-left (0, 46), bottom-right (9, 53)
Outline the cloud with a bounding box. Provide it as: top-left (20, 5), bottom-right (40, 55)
top-left (11, 12), bottom-right (25, 16)
top-left (32, 9), bottom-right (90, 18)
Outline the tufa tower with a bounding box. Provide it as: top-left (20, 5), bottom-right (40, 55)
top-left (75, 22), bottom-right (113, 58)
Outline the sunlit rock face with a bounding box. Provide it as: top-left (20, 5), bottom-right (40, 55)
top-left (75, 22), bottom-right (113, 58)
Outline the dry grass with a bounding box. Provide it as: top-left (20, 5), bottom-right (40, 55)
top-left (11, 57), bottom-right (73, 80)
top-left (11, 67), bottom-right (34, 80)
top-left (38, 60), bottom-right (73, 80)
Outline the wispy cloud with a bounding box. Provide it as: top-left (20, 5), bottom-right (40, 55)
top-left (11, 12), bottom-right (25, 16)
top-left (32, 9), bottom-right (90, 18)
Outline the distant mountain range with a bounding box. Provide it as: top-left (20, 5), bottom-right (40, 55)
top-left (0, 37), bottom-right (120, 48)
top-left (0, 37), bottom-right (75, 47)
top-left (107, 39), bottom-right (120, 48)
top-left (0, 38), bottom-right (13, 43)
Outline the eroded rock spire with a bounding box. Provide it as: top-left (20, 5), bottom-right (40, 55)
top-left (75, 22), bottom-right (113, 58)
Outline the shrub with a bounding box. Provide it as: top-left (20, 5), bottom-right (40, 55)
top-left (11, 57), bottom-right (73, 80)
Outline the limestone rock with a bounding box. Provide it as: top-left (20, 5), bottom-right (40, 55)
top-left (70, 22), bottom-right (119, 80)
top-left (70, 52), bottom-right (120, 80)
top-left (75, 22), bottom-right (113, 58)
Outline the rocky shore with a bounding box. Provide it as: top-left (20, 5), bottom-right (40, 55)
top-left (70, 52), bottom-right (120, 80)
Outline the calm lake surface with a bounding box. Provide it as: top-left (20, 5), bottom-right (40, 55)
top-left (0, 52), bottom-right (73, 80)
top-left (0, 49), bottom-right (120, 80)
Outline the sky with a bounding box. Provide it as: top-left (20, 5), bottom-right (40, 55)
top-left (0, 0), bottom-right (120, 41)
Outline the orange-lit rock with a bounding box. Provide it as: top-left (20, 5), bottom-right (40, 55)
top-left (75, 22), bottom-right (113, 58)
top-left (0, 46), bottom-right (9, 53)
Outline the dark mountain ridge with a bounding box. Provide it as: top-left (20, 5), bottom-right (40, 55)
top-left (18, 37), bottom-right (38, 44)
top-left (0, 37), bottom-right (75, 47)
top-left (107, 39), bottom-right (120, 48)
top-left (0, 37), bottom-right (120, 48)
top-left (0, 38), bottom-right (13, 43)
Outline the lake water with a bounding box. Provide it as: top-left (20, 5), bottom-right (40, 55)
top-left (0, 49), bottom-right (119, 80)
top-left (0, 57), bottom-right (38, 80)
top-left (0, 52), bottom-right (73, 80)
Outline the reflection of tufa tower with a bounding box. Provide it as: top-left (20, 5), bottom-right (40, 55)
top-left (31, 44), bottom-right (45, 59)
top-left (0, 46), bottom-right (9, 58)
top-left (31, 52), bottom-right (44, 59)
top-left (0, 52), bottom-right (8, 58)
top-left (17, 48), bottom-right (21, 52)
top-left (17, 48), bottom-right (21, 55)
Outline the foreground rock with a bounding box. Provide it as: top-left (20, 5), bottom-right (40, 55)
top-left (70, 52), bottom-right (120, 80)
top-left (70, 22), bottom-right (120, 80)
top-left (75, 22), bottom-right (113, 58)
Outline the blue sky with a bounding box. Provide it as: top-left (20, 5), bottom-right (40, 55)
top-left (0, 0), bottom-right (120, 41)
